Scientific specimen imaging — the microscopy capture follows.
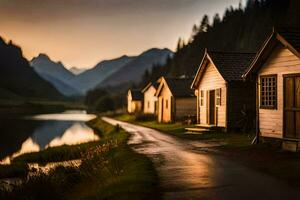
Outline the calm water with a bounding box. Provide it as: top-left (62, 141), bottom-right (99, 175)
top-left (0, 110), bottom-right (98, 164)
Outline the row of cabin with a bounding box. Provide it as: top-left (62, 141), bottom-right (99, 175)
top-left (127, 28), bottom-right (300, 150)
top-left (127, 78), bottom-right (196, 123)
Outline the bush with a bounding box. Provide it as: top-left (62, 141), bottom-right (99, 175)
top-left (134, 113), bottom-right (156, 122)
top-left (95, 96), bottom-right (115, 112)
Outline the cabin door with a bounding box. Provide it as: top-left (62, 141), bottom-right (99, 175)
top-left (284, 75), bottom-right (300, 139)
top-left (208, 90), bottom-right (216, 125)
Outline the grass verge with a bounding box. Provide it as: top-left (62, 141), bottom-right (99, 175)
top-left (1, 118), bottom-right (160, 200)
top-left (114, 113), bottom-right (253, 147)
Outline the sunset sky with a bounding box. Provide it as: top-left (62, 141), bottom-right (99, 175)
top-left (0, 0), bottom-right (243, 69)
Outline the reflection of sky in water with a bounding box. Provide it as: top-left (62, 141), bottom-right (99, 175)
top-left (1, 112), bottom-right (98, 164)
top-left (26, 110), bottom-right (96, 122)
top-left (47, 123), bottom-right (99, 147)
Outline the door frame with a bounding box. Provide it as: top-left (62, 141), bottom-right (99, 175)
top-left (161, 98), bottom-right (164, 123)
top-left (207, 90), bottom-right (216, 125)
top-left (283, 73), bottom-right (300, 139)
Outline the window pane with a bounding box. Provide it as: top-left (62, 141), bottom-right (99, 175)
top-left (260, 75), bottom-right (277, 109)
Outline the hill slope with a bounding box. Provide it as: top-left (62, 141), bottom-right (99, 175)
top-left (31, 54), bottom-right (82, 96)
top-left (70, 55), bottom-right (136, 93)
top-left (0, 39), bottom-right (63, 100)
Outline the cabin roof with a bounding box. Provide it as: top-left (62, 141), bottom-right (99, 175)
top-left (208, 51), bottom-right (256, 81)
top-left (129, 89), bottom-right (143, 101)
top-left (243, 27), bottom-right (300, 78)
top-left (157, 77), bottom-right (194, 98)
top-left (141, 81), bottom-right (159, 93)
top-left (192, 50), bottom-right (255, 88)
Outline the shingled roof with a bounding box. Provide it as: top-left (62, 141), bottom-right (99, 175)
top-left (208, 51), bottom-right (256, 81)
top-left (142, 81), bottom-right (160, 93)
top-left (192, 50), bottom-right (255, 88)
top-left (129, 89), bottom-right (143, 101)
top-left (163, 77), bottom-right (195, 98)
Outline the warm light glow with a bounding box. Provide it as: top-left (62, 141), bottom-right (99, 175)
top-left (1, 138), bottom-right (40, 164)
top-left (47, 123), bottom-right (99, 147)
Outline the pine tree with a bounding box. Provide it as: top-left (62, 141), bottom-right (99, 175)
top-left (199, 15), bottom-right (210, 32)
top-left (212, 14), bottom-right (221, 27)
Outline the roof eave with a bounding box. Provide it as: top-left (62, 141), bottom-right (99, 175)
top-left (191, 49), bottom-right (208, 89)
top-left (242, 31), bottom-right (276, 78)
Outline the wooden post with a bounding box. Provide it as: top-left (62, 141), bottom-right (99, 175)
top-left (254, 79), bottom-right (260, 144)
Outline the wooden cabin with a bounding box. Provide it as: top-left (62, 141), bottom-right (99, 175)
top-left (142, 81), bottom-right (159, 114)
top-left (127, 89), bottom-right (143, 114)
top-left (243, 28), bottom-right (300, 151)
top-left (191, 50), bottom-right (256, 131)
top-left (155, 77), bottom-right (196, 123)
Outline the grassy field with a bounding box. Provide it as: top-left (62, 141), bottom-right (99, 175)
top-left (114, 113), bottom-right (254, 147)
top-left (1, 118), bottom-right (160, 200)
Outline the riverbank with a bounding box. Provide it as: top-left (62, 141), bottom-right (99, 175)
top-left (0, 118), bottom-right (160, 200)
top-left (112, 114), bottom-right (300, 188)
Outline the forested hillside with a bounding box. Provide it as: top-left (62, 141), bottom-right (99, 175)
top-left (140, 0), bottom-right (300, 85)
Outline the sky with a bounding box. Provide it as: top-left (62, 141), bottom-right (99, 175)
top-left (0, 0), bottom-right (243, 69)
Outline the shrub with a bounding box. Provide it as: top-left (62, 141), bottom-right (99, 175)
top-left (134, 113), bottom-right (156, 122)
top-left (95, 96), bottom-right (115, 112)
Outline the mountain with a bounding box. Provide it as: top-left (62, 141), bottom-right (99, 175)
top-left (31, 54), bottom-right (82, 96)
top-left (37, 73), bottom-right (82, 97)
top-left (69, 67), bottom-right (87, 75)
top-left (98, 48), bottom-right (173, 88)
top-left (70, 55), bottom-right (135, 93)
top-left (0, 38), bottom-right (63, 100)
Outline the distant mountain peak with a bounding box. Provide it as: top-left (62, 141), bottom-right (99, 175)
top-left (70, 67), bottom-right (87, 75)
top-left (35, 53), bottom-right (50, 60)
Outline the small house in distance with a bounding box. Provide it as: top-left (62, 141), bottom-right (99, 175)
top-left (142, 81), bottom-right (159, 114)
top-left (127, 89), bottom-right (143, 114)
top-left (191, 50), bottom-right (256, 132)
top-left (243, 28), bottom-right (300, 151)
top-left (156, 77), bottom-right (196, 123)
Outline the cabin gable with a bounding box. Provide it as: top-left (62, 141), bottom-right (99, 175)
top-left (157, 83), bottom-right (173, 123)
top-left (143, 86), bottom-right (157, 114)
top-left (196, 61), bottom-right (227, 127)
top-left (258, 44), bottom-right (300, 138)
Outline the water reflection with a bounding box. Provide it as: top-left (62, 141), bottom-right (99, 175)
top-left (0, 111), bottom-right (97, 164)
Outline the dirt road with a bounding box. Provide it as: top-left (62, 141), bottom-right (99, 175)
top-left (103, 117), bottom-right (300, 200)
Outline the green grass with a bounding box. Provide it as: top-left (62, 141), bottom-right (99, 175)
top-left (0, 163), bottom-right (29, 179)
top-left (1, 118), bottom-right (160, 200)
top-left (12, 142), bottom-right (100, 165)
top-left (114, 114), bottom-right (254, 146)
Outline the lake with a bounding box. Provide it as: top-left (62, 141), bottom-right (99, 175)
top-left (0, 110), bottom-right (98, 164)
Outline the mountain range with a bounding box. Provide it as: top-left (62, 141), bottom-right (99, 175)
top-left (31, 54), bottom-right (82, 96)
top-left (30, 48), bottom-right (173, 96)
top-left (69, 67), bottom-right (87, 75)
top-left (0, 38), bottom-right (63, 101)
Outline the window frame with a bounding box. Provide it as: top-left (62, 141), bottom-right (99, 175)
top-left (216, 88), bottom-right (221, 106)
top-left (200, 90), bottom-right (204, 106)
top-left (260, 74), bottom-right (277, 110)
